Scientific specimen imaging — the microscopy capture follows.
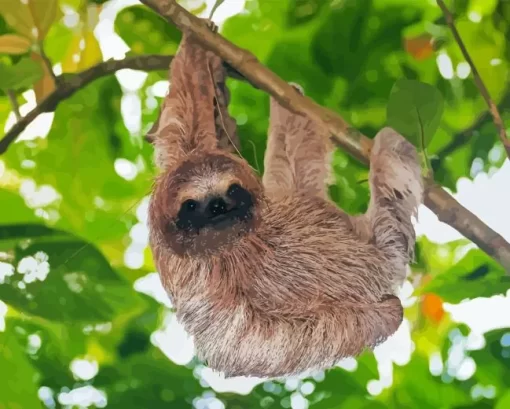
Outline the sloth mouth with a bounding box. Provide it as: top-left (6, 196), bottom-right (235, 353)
top-left (205, 206), bottom-right (253, 229)
top-left (175, 201), bottom-right (254, 232)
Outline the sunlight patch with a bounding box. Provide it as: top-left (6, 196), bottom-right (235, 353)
top-left (0, 261), bottom-right (15, 284)
top-left (17, 252), bottom-right (50, 283)
top-left (58, 386), bottom-right (107, 408)
top-left (70, 358), bottom-right (99, 381)
top-left (63, 272), bottom-right (87, 293)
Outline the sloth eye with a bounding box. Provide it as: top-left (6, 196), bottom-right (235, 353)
top-left (227, 183), bottom-right (242, 197)
top-left (182, 199), bottom-right (198, 212)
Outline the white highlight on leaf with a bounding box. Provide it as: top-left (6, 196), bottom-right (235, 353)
top-left (336, 356), bottom-right (358, 371)
top-left (124, 243), bottom-right (145, 269)
top-left (0, 300), bottom-right (7, 332)
top-left (136, 196), bottom-right (150, 224)
top-left (58, 386), bottom-right (107, 408)
top-left (0, 261), bottom-right (15, 284)
top-left (437, 53), bottom-right (454, 79)
top-left (114, 158), bottom-right (138, 181)
top-left (367, 379), bottom-right (383, 396)
top-left (4, 90), bottom-right (54, 142)
top-left (134, 272), bottom-right (173, 308)
top-left (130, 222), bottom-right (149, 245)
top-left (300, 381), bottom-right (315, 396)
top-left (456, 356), bottom-right (476, 381)
top-left (19, 180), bottom-right (61, 208)
top-left (468, 11), bottom-right (482, 23)
top-left (151, 80), bottom-right (170, 98)
top-left (17, 252), bottom-right (50, 283)
top-left (70, 358), bottom-right (99, 381)
top-left (151, 312), bottom-right (195, 366)
top-left (290, 392), bottom-right (308, 409)
top-left (429, 351), bottom-right (444, 376)
top-left (27, 333), bottom-right (42, 354)
top-left (193, 395), bottom-right (225, 409)
top-left (456, 62), bottom-right (471, 79)
top-left (117, 69), bottom-right (148, 92)
top-left (284, 378), bottom-right (300, 391)
top-left (490, 58), bottom-right (502, 66)
top-left (63, 272), bottom-right (87, 293)
top-left (38, 386), bottom-right (56, 408)
top-left (121, 93), bottom-right (142, 134)
top-left (470, 157), bottom-right (484, 178)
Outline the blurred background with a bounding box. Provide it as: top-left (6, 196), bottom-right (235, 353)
top-left (0, 0), bottom-right (509, 408)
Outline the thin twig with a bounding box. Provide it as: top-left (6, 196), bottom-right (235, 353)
top-left (437, 0), bottom-right (510, 159)
top-left (38, 41), bottom-right (59, 85)
top-left (138, 0), bottom-right (510, 271)
top-left (208, 0), bottom-right (225, 20)
top-left (7, 90), bottom-right (22, 121)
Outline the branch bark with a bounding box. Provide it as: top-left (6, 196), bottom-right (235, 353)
top-left (138, 0), bottom-right (510, 270)
top-left (437, 0), bottom-right (510, 159)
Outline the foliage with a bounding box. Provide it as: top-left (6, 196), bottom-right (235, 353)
top-left (0, 0), bottom-right (509, 408)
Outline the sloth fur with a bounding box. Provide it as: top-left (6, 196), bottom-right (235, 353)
top-left (148, 25), bottom-right (423, 378)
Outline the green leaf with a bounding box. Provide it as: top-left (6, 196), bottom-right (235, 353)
top-left (0, 57), bottom-right (43, 90)
top-left (114, 5), bottom-right (182, 55)
top-left (419, 250), bottom-right (510, 303)
top-left (0, 224), bottom-right (147, 323)
top-left (0, 331), bottom-right (44, 409)
top-left (0, 189), bottom-right (37, 224)
top-left (95, 347), bottom-right (202, 408)
top-left (386, 78), bottom-right (444, 148)
top-left (470, 329), bottom-right (510, 391)
top-left (27, 0), bottom-right (59, 41)
top-left (0, 33), bottom-right (32, 54)
top-left (390, 354), bottom-right (472, 408)
top-left (5, 316), bottom-right (86, 390)
top-left (3, 77), bottom-right (147, 247)
top-left (0, 0), bottom-right (35, 39)
top-left (496, 391), bottom-right (510, 409)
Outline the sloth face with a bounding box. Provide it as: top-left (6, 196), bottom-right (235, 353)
top-left (150, 152), bottom-right (263, 257)
top-left (175, 182), bottom-right (255, 232)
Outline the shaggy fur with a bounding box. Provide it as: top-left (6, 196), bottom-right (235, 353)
top-left (148, 25), bottom-right (423, 378)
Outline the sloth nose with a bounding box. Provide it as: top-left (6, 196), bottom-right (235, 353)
top-left (206, 197), bottom-right (231, 217)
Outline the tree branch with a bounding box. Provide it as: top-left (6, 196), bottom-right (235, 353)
top-left (138, 0), bottom-right (510, 270)
top-left (437, 0), bottom-right (510, 159)
top-left (0, 55), bottom-right (173, 154)
top-left (0, 54), bottom-right (246, 154)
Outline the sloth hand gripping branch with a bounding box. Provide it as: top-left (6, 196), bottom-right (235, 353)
top-left (148, 23), bottom-right (423, 378)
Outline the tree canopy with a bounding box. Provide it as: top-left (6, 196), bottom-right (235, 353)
top-left (0, 0), bottom-right (509, 408)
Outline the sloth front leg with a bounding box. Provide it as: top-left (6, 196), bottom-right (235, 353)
top-left (147, 21), bottom-right (229, 168)
top-left (264, 84), bottom-right (333, 198)
top-left (361, 127), bottom-right (423, 286)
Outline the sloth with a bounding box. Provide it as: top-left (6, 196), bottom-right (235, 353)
top-left (148, 23), bottom-right (423, 378)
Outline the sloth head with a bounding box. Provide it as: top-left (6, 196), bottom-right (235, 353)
top-left (150, 152), bottom-right (264, 257)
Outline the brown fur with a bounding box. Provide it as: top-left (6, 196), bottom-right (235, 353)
top-left (148, 24), bottom-right (423, 378)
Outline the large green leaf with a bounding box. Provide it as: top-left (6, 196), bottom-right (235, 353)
top-left (3, 76), bottom-right (148, 247)
top-left (386, 78), bottom-right (444, 148)
top-left (114, 5), bottom-right (182, 55)
top-left (0, 224), bottom-right (147, 323)
top-left (470, 329), bottom-right (510, 392)
top-left (419, 250), bottom-right (510, 303)
top-left (0, 57), bottom-right (43, 90)
top-left (0, 331), bottom-right (44, 409)
top-left (5, 316), bottom-right (86, 390)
